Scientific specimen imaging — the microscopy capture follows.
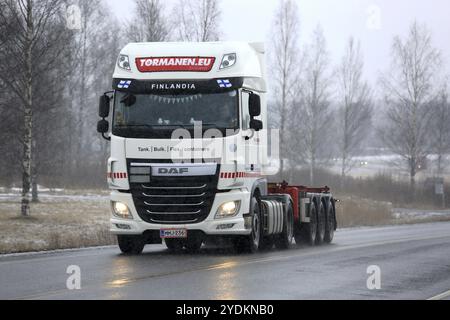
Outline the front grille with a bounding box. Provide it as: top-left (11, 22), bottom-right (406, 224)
top-left (128, 160), bottom-right (220, 224)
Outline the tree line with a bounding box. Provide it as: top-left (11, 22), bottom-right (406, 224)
top-left (271, 0), bottom-right (450, 192)
top-left (0, 0), bottom-right (448, 216)
top-left (0, 0), bottom-right (222, 216)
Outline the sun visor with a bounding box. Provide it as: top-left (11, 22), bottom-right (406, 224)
top-left (112, 77), bottom-right (245, 95)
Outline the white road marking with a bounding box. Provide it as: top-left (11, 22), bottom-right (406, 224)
top-left (427, 290), bottom-right (450, 300)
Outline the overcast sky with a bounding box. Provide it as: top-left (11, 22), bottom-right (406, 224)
top-left (107, 0), bottom-right (450, 88)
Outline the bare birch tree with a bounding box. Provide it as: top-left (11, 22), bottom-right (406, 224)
top-left (0, 0), bottom-right (122, 193)
top-left (270, 0), bottom-right (300, 180)
top-left (173, 0), bottom-right (221, 42)
top-left (296, 25), bottom-right (333, 185)
top-left (126, 0), bottom-right (170, 42)
top-left (336, 37), bottom-right (373, 183)
top-left (0, 0), bottom-right (62, 216)
top-left (379, 21), bottom-right (442, 189)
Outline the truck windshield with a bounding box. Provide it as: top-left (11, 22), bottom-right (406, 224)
top-left (112, 91), bottom-right (239, 138)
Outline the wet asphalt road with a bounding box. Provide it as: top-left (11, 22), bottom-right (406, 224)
top-left (0, 222), bottom-right (449, 300)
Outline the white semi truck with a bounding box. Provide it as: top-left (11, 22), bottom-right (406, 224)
top-left (97, 42), bottom-right (337, 254)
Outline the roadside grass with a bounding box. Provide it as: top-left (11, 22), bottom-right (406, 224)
top-left (0, 195), bottom-right (115, 254)
top-left (335, 196), bottom-right (394, 228)
top-left (335, 195), bottom-right (450, 228)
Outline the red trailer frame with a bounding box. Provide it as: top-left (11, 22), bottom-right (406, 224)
top-left (268, 181), bottom-right (331, 223)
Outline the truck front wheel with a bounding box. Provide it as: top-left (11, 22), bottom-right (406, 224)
top-left (234, 196), bottom-right (262, 253)
top-left (117, 235), bottom-right (145, 255)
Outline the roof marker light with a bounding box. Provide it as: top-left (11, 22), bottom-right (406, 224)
top-left (117, 54), bottom-right (131, 71)
top-left (220, 53), bottom-right (237, 70)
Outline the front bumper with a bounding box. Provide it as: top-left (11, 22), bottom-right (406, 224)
top-left (109, 189), bottom-right (252, 236)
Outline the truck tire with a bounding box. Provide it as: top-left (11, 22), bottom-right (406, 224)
top-left (274, 202), bottom-right (294, 250)
top-left (324, 200), bottom-right (335, 244)
top-left (315, 201), bottom-right (326, 245)
top-left (294, 200), bottom-right (317, 246)
top-left (165, 239), bottom-right (184, 252)
top-left (117, 235), bottom-right (145, 255)
top-left (233, 196), bottom-right (262, 253)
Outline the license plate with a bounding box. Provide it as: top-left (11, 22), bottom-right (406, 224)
top-left (160, 229), bottom-right (188, 239)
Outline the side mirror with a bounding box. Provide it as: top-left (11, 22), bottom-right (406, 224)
top-left (249, 93), bottom-right (261, 117)
top-left (97, 119), bottom-right (109, 134)
top-left (99, 95), bottom-right (110, 118)
top-left (250, 119), bottom-right (263, 132)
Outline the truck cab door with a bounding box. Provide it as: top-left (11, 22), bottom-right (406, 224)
top-left (240, 90), bottom-right (261, 175)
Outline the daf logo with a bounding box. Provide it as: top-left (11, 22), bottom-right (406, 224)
top-left (158, 168), bottom-right (189, 175)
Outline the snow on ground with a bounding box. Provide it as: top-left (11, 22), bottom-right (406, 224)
top-left (279, 154), bottom-right (450, 180)
top-left (0, 185), bottom-right (64, 193)
top-left (0, 187), bottom-right (109, 202)
top-left (0, 193), bottom-right (109, 202)
top-left (393, 208), bottom-right (450, 221)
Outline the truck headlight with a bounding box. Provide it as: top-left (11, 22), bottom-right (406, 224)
top-left (117, 54), bottom-right (131, 70)
top-left (215, 201), bottom-right (241, 219)
top-left (111, 201), bottom-right (133, 220)
top-left (219, 53), bottom-right (236, 69)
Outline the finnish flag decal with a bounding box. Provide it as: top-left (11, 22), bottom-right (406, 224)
top-left (118, 80), bottom-right (132, 89)
top-left (217, 79), bottom-right (232, 88)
